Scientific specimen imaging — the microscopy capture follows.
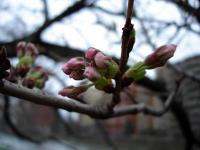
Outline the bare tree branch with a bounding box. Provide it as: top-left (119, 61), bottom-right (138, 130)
top-left (112, 0), bottom-right (134, 107)
top-left (42, 0), bottom-right (49, 22)
top-left (0, 79), bottom-right (176, 119)
top-left (3, 95), bottom-right (42, 143)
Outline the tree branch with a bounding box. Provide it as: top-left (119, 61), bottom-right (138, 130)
top-left (34, 0), bottom-right (87, 39)
top-left (167, 0), bottom-right (200, 23)
top-left (112, 0), bottom-right (134, 107)
top-left (0, 79), bottom-right (177, 119)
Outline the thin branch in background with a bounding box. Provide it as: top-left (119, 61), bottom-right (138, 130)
top-left (138, 17), bottom-right (156, 50)
top-left (110, 87), bottom-right (177, 118)
top-left (3, 95), bottom-right (41, 143)
top-left (167, 63), bottom-right (200, 83)
top-left (42, 0), bottom-right (49, 22)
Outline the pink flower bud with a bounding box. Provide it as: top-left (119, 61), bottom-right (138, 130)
top-left (85, 47), bottom-right (99, 61)
top-left (144, 44), bottom-right (176, 69)
top-left (94, 52), bottom-right (112, 68)
top-left (59, 86), bottom-right (88, 98)
top-left (16, 41), bottom-right (26, 57)
top-left (26, 42), bottom-right (39, 58)
top-left (69, 71), bottom-right (84, 80)
top-left (16, 41), bottom-right (39, 58)
top-left (62, 57), bottom-right (85, 75)
top-left (83, 66), bottom-right (101, 81)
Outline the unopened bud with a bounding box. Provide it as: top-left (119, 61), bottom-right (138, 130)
top-left (84, 66), bottom-right (101, 81)
top-left (62, 57), bottom-right (85, 80)
top-left (144, 44), bottom-right (176, 69)
top-left (85, 47), bottom-right (99, 61)
top-left (94, 52), bottom-right (112, 68)
top-left (26, 42), bottom-right (39, 58)
top-left (59, 85), bottom-right (89, 98)
top-left (16, 55), bottom-right (33, 76)
top-left (68, 71), bottom-right (85, 80)
top-left (22, 66), bottom-right (48, 89)
top-left (16, 41), bottom-right (39, 59)
top-left (16, 41), bottom-right (26, 58)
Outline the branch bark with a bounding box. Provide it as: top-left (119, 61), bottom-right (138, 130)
top-left (112, 0), bottom-right (134, 107)
top-left (0, 79), bottom-right (177, 119)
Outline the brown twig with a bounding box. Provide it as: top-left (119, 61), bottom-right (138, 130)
top-left (112, 0), bottom-right (134, 107)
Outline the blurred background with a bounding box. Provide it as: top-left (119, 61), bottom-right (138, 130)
top-left (0, 0), bottom-right (200, 150)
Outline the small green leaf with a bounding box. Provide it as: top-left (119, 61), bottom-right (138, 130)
top-left (127, 62), bottom-right (147, 81)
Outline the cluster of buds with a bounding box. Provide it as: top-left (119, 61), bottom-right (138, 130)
top-left (0, 47), bottom-right (11, 79)
top-left (84, 48), bottom-right (118, 92)
top-left (16, 41), bottom-right (39, 77)
top-left (59, 47), bottom-right (119, 98)
top-left (60, 44), bottom-right (176, 98)
top-left (0, 42), bottom-right (49, 89)
top-left (22, 66), bottom-right (48, 89)
top-left (123, 44), bottom-right (176, 86)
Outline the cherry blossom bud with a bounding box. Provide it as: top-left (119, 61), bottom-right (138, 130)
top-left (22, 66), bottom-right (48, 89)
top-left (62, 57), bottom-right (85, 74)
top-left (16, 41), bottom-right (26, 58)
top-left (16, 55), bottom-right (33, 77)
top-left (62, 57), bottom-right (85, 80)
top-left (144, 44), bottom-right (176, 69)
top-left (16, 42), bottom-right (39, 76)
top-left (16, 41), bottom-right (39, 58)
top-left (69, 71), bottom-right (85, 80)
top-left (59, 85), bottom-right (89, 98)
top-left (83, 66), bottom-right (101, 81)
top-left (94, 52), bottom-right (112, 68)
top-left (85, 47), bottom-right (99, 61)
top-left (26, 42), bottom-right (39, 58)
